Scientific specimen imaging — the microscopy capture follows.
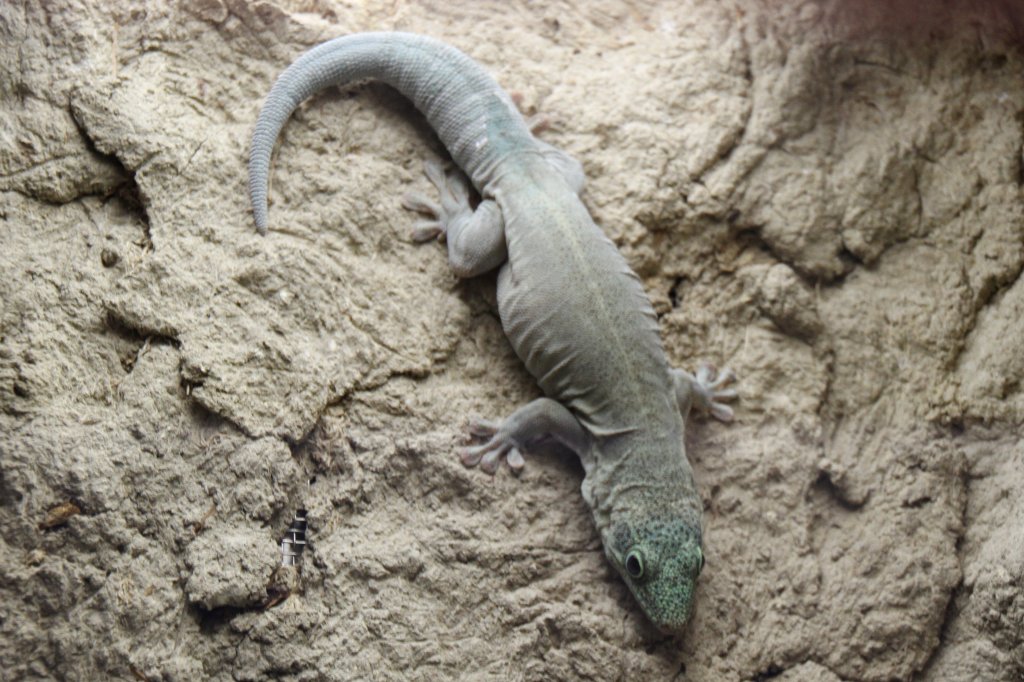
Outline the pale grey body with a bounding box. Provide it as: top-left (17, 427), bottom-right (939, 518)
top-left (248, 32), bottom-right (735, 633)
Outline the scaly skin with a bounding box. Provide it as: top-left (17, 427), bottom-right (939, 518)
top-left (248, 32), bottom-right (735, 633)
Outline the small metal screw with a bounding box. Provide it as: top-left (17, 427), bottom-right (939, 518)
top-left (279, 509), bottom-right (308, 566)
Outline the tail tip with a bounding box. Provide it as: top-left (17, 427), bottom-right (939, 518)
top-left (254, 211), bottom-right (269, 236)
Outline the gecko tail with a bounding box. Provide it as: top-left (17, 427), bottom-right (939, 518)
top-left (248, 33), bottom-right (392, 234)
top-left (247, 32), bottom-right (531, 234)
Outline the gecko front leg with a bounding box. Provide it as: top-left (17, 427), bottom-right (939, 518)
top-left (460, 397), bottom-right (591, 475)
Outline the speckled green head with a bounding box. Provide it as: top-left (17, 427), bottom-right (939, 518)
top-left (605, 515), bottom-right (704, 633)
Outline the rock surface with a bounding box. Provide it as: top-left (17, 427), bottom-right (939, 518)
top-left (1, 1), bottom-right (1022, 680)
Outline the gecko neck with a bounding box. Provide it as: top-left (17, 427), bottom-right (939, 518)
top-left (582, 425), bottom-right (702, 534)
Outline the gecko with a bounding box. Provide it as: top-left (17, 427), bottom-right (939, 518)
top-left (248, 32), bottom-right (736, 633)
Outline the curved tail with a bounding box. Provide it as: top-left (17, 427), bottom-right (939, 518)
top-left (248, 32), bottom-right (533, 234)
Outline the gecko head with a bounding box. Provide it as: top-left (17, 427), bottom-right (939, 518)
top-left (605, 515), bottom-right (704, 634)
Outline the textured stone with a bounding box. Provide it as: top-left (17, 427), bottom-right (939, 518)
top-left (1, 1), bottom-right (1022, 680)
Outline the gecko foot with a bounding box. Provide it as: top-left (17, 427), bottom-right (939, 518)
top-left (458, 417), bottom-right (526, 475)
top-left (401, 159), bottom-right (472, 243)
top-left (674, 363), bottom-right (738, 423)
top-left (694, 363), bottom-right (738, 422)
top-left (457, 398), bottom-right (588, 476)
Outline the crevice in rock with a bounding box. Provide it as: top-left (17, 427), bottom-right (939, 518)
top-left (102, 307), bottom-right (179, 376)
top-left (109, 173), bottom-right (153, 252)
top-left (103, 309), bottom-right (179, 375)
top-left (948, 235), bottom-right (1024, 376)
top-left (835, 243), bottom-right (863, 270)
top-left (732, 224), bottom-right (842, 287)
top-left (193, 603), bottom-right (247, 634)
top-left (103, 305), bottom-right (179, 343)
top-left (69, 101), bottom-right (153, 250)
top-left (668, 276), bottom-right (685, 310)
top-left (752, 663), bottom-right (785, 680)
top-left (812, 469), bottom-right (866, 512)
top-left (284, 415), bottom-right (327, 455)
top-left (915, 576), bottom-right (963, 680)
top-left (0, 469), bottom-right (23, 508)
top-left (1018, 140), bottom-right (1023, 189)
top-left (968, 235), bottom-right (1024, 316)
top-left (915, 452), bottom-right (971, 679)
top-left (902, 494), bottom-right (933, 509)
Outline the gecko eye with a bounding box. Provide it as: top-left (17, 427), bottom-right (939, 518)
top-left (624, 550), bottom-right (645, 579)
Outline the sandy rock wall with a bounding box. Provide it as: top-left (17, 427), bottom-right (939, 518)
top-left (1, 1), bottom-right (1022, 680)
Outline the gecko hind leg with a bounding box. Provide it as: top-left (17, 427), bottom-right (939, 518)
top-left (512, 94), bottom-right (585, 195)
top-left (402, 159), bottom-right (507, 277)
top-left (535, 138), bottom-right (585, 195)
top-left (672, 363), bottom-right (738, 422)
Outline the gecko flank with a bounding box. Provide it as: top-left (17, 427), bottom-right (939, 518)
top-left (248, 32), bottom-right (736, 633)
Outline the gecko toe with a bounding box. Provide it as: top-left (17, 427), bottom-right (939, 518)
top-left (423, 158), bottom-right (448, 190)
top-left (410, 220), bottom-right (443, 242)
top-left (405, 159), bottom-right (474, 243)
top-left (467, 418), bottom-right (500, 437)
top-left (459, 443), bottom-right (487, 468)
top-left (710, 367), bottom-right (737, 389)
top-left (689, 363), bottom-right (740, 423)
top-left (506, 447), bottom-right (525, 473)
top-left (709, 403), bottom-right (735, 423)
top-left (459, 418), bottom-right (526, 474)
top-left (479, 442), bottom-right (512, 474)
top-left (402, 192), bottom-right (441, 217)
top-left (695, 362), bottom-right (715, 384)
